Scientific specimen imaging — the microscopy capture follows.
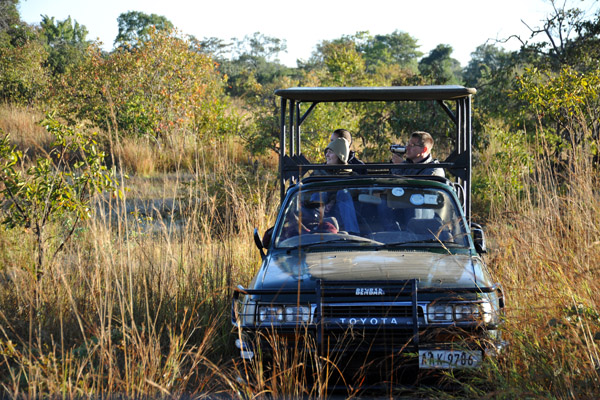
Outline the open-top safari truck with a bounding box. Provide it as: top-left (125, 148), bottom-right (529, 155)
top-left (232, 85), bottom-right (505, 386)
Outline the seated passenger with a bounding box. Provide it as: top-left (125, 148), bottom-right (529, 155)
top-left (330, 129), bottom-right (365, 173)
top-left (391, 131), bottom-right (445, 177)
top-left (309, 191), bottom-right (360, 235)
top-left (312, 138), bottom-right (353, 175)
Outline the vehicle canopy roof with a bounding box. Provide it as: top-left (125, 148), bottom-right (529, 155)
top-left (275, 85), bottom-right (476, 102)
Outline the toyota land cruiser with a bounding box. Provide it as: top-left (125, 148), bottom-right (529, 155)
top-left (232, 86), bottom-right (505, 386)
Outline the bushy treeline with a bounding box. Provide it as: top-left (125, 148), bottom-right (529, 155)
top-left (2, 1), bottom-right (599, 163)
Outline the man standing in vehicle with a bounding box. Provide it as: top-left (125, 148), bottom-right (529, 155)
top-left (391, 131), bottom-right (445, 177)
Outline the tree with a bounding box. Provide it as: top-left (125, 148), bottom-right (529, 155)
top-left (220, 32), bottom-right (292, 97)
top-left (0, 0), bottom-right (48, 105)
top-left (303, 34), bottom-right (370, 86)
top-left (516, 66), bottom-right (600, 154)
top-left (0, 116), bottom-right (119, 274)
top-left (573, 7), bottom-right (600, 65)
top-left (39, 15), bottom-right (90, 75)
top-left (114, 11), bottom-right (173, 48)
top-left (479, 1), bottom-right (600, 142)
top-left (232, 32), bottom-right (287, 63)
top-left (0, 0), bottom-right (38, 49)
top-left (0, 0), bottom-right (20, 33)
top-left (300, 32), bottom-right (364, 71)
top-left (379, 44), bottom-right (465, 151)
top-left (512, 0), bottom-right (600, 72)
top-left (0, 39), bottom-right (47, 105)
top-left (50, 30), bottom-right (231, 143)
top-left (418, 44), bottom-right (462, 85)
top-left (323, 42), bottom-right (368, 86)
top-left (463, 44), bottom-right (511, 87)
top-left (239, 75), bottom-right (298, 155)
top-left (192, 36), bottom-right (233, 60)
top-left (359, 30), bottom-right (422, 72)
top-left (462, 44), bottom-right (524, 135)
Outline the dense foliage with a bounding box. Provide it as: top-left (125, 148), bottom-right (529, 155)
top-left (48, 29), bottom-right (232, 144)
top-left (5, 0), bottom-right (596, 158)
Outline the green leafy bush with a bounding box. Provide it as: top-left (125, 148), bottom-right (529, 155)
top-left (49, 29), bottom-right (233, 144)
top-left (515, 66), bottom-right (600, 155)
top-left (0, 115), bottom-right (119, 273)
top-left (0, 40), bottom-right (48, 105)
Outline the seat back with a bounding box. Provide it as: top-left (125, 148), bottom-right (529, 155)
top-left (406, 218), bottom-right (450, 241)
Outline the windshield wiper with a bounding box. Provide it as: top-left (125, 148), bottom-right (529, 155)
top-left (287, 237), bottom-right (383, 250)
top-left (378, 239), bottom-right (466, 249)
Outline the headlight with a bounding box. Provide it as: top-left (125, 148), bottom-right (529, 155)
top-left (258, 306), bottom-right (284, 323)
top-left (454, 303), bottom-right (480, 321)
top-left (241, 301), bottom-right (256, 325)
top-left (427, 300), bottom-right (493, 324)
top-left (285, 306), bottom-right (311, 323)
top-left (480, 300), bottom-right (493, 324)
top-left (428, 304), bottom-right (454, 322)
top-left (257, 304), bottom-right (313, 324)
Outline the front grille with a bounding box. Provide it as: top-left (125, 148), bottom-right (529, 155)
top-left (323, 329), bottom-right (417, 354)
top-left (322, 304), bottom-right (424, 319)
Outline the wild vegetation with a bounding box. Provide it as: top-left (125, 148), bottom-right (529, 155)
top-left (0, 0), bottom-right (599, 397)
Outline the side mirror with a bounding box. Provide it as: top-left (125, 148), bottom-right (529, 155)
top-left (253, 228), bottom-right (266, 259)
top-left (262, 227), bottom-right (273, 249)
top-left (471, 222), bottom-right (487, 254)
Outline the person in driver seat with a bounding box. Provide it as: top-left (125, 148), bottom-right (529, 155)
top-left (309, 191), bottom-right (359, 235)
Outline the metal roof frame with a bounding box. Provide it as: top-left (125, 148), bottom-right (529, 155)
top-left (274, 85), bottom-right (476, 223)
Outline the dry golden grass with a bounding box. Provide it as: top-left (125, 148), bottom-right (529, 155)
top-left (0, 103), bottom-right (280, 397)
top-left (0, 105), bottom-right (53, 158)
top-left (472, 132), bottom-right (600, 397)
top-left (0, 168), bottom-right (278, 397)
top-left (1, 102), bottom-right (599, 398)
top-left (114, 136), bottom-right (157, 175)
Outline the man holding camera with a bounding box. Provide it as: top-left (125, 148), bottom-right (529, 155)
top-left (391, 131), bottom-right (445, 177)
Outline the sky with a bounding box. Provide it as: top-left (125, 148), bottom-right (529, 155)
top-left (18, 0), bottom-right (600, 68)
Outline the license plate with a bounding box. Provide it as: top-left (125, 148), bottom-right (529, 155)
top-left (419, 349), bottom-right (482, 369)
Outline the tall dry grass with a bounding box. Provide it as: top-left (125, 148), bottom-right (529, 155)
top-left (2, 101), bottom-right (600, 398)
top-left (471, 128), bottom-right (600, 398)
top-left (0, 105), bottom-right (53, 158)
top-left (0, 105), bottom-right (281, 398)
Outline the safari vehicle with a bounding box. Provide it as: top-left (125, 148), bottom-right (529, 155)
top-left (232, 86), bottom-right (505, 384)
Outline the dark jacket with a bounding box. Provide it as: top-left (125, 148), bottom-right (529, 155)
top-left (391, 154), bottom-right (445, 177)
top-left (348, 150), bottom-right (367, 174)
top-left (348, 150), bottom-right (363, 165)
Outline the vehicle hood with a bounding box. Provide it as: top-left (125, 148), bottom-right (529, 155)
top-left (256, 249), bottom-right (492, 290)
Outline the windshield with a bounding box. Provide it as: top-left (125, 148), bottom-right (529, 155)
top-left (273, 185), bottom-right (470, 249)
